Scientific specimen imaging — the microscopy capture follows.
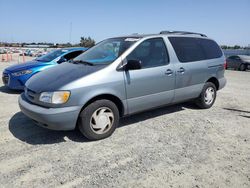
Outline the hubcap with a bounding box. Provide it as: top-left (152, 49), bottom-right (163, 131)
top-left (204, 87), bottom-right (215, 105)
top-left (90, 107), bottom-right (114, 134)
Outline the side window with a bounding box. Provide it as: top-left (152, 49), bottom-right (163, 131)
top-left (199, 39), bottom-right (222, 59)
top-left (234, 56), bottom-right (240, 60)
top-left (168, 37), bottom-right (205, 63)
top-left (127, 38), bottom-right (169, 68)
top-left (169, 37), bottom-right (223, 63)
top-left (64, 51), bottom-right (83, 61)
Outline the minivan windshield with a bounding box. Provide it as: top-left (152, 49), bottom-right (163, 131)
top-left (36, 49), bottom-right (68, 62)
top-left (73, 37), bottom-right (140, 65)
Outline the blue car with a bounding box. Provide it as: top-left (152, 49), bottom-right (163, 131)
top-left (2, 47), bottom-right (87, 90)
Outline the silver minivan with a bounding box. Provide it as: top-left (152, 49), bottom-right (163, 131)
top-left (19, 31), bottom-right (226, 140)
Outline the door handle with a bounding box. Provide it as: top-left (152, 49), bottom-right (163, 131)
top-left (177, 67), bottom-right (185, 74)
top-left (165, 69), bottom-right (173, 76)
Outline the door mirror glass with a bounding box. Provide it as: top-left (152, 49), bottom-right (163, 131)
top-left (126, 59), bottom-right (142, 70)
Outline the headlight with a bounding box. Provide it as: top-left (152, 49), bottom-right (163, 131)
top-left (12, 70), bottom-right (32, 76)
top-left (39, 91), bottom-right (70, 104)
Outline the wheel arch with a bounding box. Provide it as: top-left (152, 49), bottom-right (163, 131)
top-left (79, 94), bottom-right (125, 118)
top-left (206, 77), bottom-right (219, 90)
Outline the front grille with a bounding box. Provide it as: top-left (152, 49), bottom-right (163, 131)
top-left (24, 88), bottom-right (50, 108)
top-left (2, 74), bottom-right (9, 85)
top-left (25, 88), bottom-right (37, 101)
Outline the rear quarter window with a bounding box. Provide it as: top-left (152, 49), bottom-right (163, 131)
top-left (200, 39), bottom-right (223, 59)
top-left (168, 37), bottom-right (222, 63)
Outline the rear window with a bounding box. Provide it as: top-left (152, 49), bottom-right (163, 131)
top-left (168, 37), bottom-right (222, 63)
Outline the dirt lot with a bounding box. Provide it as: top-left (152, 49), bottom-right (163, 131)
top-left (0, 61), bottom-right (249, 188)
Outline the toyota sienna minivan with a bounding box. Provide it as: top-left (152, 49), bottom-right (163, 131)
top-left (19, 31), bottom-right (226, 140)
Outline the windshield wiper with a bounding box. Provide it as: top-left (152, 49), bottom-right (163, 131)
top-left (71, 60), bottom-right (94, 66)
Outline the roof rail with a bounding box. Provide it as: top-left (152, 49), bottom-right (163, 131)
top-left (159, 30), bottom-right (207, 37)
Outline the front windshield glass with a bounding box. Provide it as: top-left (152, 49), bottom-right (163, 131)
top-left (36, 49), bottom-right (68, 62)
top-left (73, 37), bottom-right (140, 65)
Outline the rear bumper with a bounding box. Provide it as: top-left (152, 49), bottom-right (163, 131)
top-left (18, 93), bottom-right (81, 130)
top-left (218, 77), bottom-right (227, 90)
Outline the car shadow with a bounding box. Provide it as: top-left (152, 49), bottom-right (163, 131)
top-left (9, 102), bottom-right (199, 145)
top-left (119, 102), bottom-right (198, 127)
top-left (0, 86), bottom-right (22, 94)
top-left (9, 112), bottom-right (89, 145)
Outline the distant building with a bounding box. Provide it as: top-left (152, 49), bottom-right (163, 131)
top-left (23, 44), bottom-right (51, 48)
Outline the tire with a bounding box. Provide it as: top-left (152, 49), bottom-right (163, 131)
top-left (239, 64), bottom-right (246, 71)
top-left (78, 99), bottom-right (119, 140)
top-left (196, 82), bottom-right (217, 109)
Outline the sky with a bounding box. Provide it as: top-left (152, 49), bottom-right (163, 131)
top-left (0, 0), bottom-right (249, 46)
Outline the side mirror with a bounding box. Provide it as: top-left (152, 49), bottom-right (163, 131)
top-left (125, 59), bottom-right (142, 70)
top-left (57, 57), bottom-right (67, 64)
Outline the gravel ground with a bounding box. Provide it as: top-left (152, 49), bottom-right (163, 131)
top-left (0, 61), bottom-right (249, 188)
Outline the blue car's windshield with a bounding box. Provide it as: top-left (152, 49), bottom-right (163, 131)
top-left (73, 37), bottom-right (140, 65)
top-left (36, 49), bottom-right (68, 62)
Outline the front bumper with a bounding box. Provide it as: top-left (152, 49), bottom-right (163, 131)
top-left (2, 70), bottom-right (25, 90)
top-left (2, 73), bottom-right (9, 86)
top-left (18, 93), bottom-right (81, 130)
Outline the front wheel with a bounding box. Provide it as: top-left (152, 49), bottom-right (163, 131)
top-left (196, 82), bottom-right (217, 109)
top-left (78, 99), bottom-right (119, 140)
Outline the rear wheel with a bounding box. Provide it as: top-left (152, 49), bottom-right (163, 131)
top-left (239, 64), bottom-right (246, 71)
top-left (78, 99), bottom-right (119, 140)
top-left (196, 82), bottom-right (217, 109)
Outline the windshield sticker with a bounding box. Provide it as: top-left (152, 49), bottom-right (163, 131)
top-left (62, 50), bottom-right (69, 52)
top-left (125, 38), bottom-right (140, 42)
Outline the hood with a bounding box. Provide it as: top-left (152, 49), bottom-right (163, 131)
top-left (26, 62), bottom-right (107, 93)
top-left (5, 60), bottom-right (53, 72)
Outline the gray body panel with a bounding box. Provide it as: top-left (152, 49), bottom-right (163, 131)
top-left (173, 60), bottom-right (206, 102)
top-left (19, 93), bottom-right (80, 130)
top-left (124, 64), bottom-right (175, 114)
top-left (19, 34), bottom-right (226, 130)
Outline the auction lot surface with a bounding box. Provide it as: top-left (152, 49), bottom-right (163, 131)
top-left (0, 61), bottom-right (249, 188)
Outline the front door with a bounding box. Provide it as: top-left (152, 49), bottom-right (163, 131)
top-left (124, 38), bottom-right (175, 114)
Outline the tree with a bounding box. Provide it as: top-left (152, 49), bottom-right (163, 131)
top-left (220, 45), bottom-right (228, 49)
top-left (233, 45), bottom-right (241, 49)
top-left (80, 36), bottom-right (95, 47)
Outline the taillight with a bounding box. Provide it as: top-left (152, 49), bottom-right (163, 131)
top-left (224, 60), bottom-right (227, 69)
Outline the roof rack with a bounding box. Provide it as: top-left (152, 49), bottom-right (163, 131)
top-left (159, 30), bottom-right (207, 37)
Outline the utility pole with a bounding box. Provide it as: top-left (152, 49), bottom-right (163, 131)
top-left (69, 22), bottom-right (72, 44)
